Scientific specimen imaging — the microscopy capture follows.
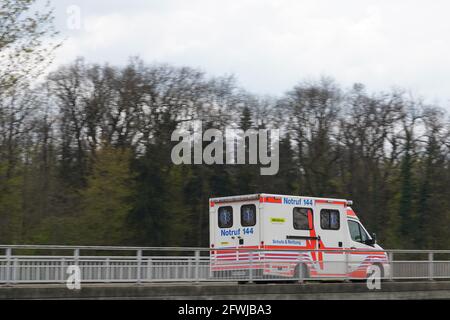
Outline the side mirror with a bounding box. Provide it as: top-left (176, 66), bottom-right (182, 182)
top-left (365, 233), bottom-right (377, 246)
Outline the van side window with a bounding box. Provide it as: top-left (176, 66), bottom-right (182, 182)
top-left (293, 208), bottom-right (313, 230)
top-left (348, 220), bottom-right (369, 243)
top-left (320, 209), bottom-right (340, 230)
top-left (218, 206), bottom-right (233, 229)
top-left (241, 205), bottom-right (256, 227)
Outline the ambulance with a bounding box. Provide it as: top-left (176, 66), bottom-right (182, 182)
top-left (209, 194), bottom-right (390, 280)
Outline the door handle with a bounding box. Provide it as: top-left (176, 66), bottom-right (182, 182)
top-left (350, 247), bottom-right (356, 250)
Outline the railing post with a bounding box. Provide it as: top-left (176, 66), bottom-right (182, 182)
top-left (5, 248), bottom-right (12, 285)
top-left (147, 258), bottom-right (153, 283)
top-left (61, 258), bottom-right (66, 284)
top-left (188, 256), bottom-right (192, 280)
top-left (298, 255), bottom-right (304, 284)
top-left (73, 249), bottom-right (79, 265)
top-left (137, 250), bottom-right (143, 284)
top-left (105, 258), bottom-right (110, 283)
top-left (249, 251), bottom-right (254, 284)
top-left (195, 250), bottom-right (200, 283)
top-left (428, 252), bottom-right (434, 281)
top-left (12, 258), bottom-right (18, 284)
top-left (388, 252), bottom-right (394, 281)
top-left (345, 249), bottom-right (350, 282)
top-left (73, 248), bottom-right (80, 284)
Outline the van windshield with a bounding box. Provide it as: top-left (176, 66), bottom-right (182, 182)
top-left (348, 220), bottom-right (369, 243)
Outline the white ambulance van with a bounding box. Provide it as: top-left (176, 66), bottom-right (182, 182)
top-left (209, 194), bottom-right (390, 280)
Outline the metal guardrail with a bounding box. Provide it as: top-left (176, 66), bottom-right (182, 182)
top-left (1, 245), bottom-right (450, 284)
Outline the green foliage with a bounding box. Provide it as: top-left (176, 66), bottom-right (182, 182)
top-left (0, 162), bottom-right (24, 244)
top-left (77, 145), bottom-right (135, 245)
top-left (0, 0), bottom-right (60, 91)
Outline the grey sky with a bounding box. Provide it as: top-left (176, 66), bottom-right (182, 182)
top-left (48, 0), bottom-right (450, 105)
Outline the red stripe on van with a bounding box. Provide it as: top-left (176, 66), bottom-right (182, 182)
top-left (260, 196), bottom-right (282, 204)
top-left (315, 199), bottom-right (347, 206)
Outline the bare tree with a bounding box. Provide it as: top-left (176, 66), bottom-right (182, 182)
top-left (0, 0), bottom-right (60, 92)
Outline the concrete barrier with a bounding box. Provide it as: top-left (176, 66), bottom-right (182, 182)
top-left (1, 281), bottom-right (450, 300)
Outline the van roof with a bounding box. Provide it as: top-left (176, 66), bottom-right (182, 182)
top-left (210, 193), bottom-right (350, 205)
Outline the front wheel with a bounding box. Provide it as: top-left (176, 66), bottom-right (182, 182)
top-left (369, 263), bottom-right (384, 280)
top-left (354, 263), bottom-right (384, 282)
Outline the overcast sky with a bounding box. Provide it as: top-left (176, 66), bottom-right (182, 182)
top-left (47, 0), bottom-right (450, 105)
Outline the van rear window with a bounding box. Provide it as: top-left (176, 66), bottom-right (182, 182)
top-left (293, 208), bottom-right (313, 230)
top-left (218, 206), bottom-right (233, 229)
top-left (241, 205), bottom-right (256, 227)
top-left (320, 209), bottom-right (340, 230)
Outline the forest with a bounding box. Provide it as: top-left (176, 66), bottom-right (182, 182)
top-left (0, 0), bottom-right (449, 249)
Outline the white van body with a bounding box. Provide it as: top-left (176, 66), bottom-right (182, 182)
top-left (209, 194), bottom-right (390, 279)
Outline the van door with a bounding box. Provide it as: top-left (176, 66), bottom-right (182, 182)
top-left (314, 203), bottom-right (347, 277)
top-left (215, 202), bottom-right (260, 269)
top-left (216, 205), bottom-right (239, 247)
top-left (347, 219), bottom-right (377, 278)
top-left (237, 202), bottom-right (261, 267)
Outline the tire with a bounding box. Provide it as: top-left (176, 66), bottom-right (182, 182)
top-left (357, 263), bottom-right (384, 282)
top-left (350, 264), bottom-right (384, 283)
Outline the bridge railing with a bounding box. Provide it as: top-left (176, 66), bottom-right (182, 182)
top-left (1, 245), bottom-right (450, 284)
